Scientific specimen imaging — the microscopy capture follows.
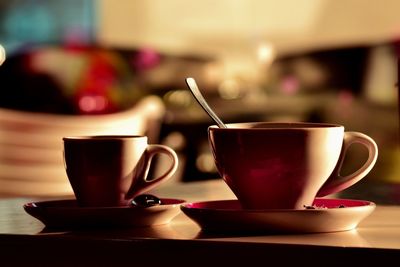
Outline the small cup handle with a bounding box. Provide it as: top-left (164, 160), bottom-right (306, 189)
top-left (316, 132), bottom-right (378, 197)
top-left (127, 144), bottom-right (178, 198)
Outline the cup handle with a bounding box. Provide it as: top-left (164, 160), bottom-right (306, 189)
top-left (316, 132), bottom-right (378, 197)
top-left (127, 144), bottom-right (178, 198)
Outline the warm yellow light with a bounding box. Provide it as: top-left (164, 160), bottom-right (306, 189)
top-left (257, 42), bottom-right (275, 65)
top-left (218, 79), bottom-right (241, 100)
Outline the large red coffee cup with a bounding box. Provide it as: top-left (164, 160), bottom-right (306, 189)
top-left (208, 122), bottom-right (378, 210)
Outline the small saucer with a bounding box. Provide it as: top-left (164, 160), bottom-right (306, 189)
top-left (24, 198), bottom-right (185, 229)
top-left (181, 198), bottom-right (375, 234)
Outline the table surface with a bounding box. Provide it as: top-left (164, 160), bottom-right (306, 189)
top-left (1, 179), bottom-right (400, 266)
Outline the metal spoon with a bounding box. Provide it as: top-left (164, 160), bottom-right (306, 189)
top-left (130, 194), bottom-right (162, 208)
top-left (185, 77), bottom-right (227, 128)
top-left (0, 44), bottom-right (5, 66)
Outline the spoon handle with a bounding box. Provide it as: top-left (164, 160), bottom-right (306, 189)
top-left (0, 45), bottom-right (5, 66)
top-left (185, 77), bottom-right (227, 128)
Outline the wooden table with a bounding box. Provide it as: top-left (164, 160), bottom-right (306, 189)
top-left (1, 179), bottom-right (400, 266)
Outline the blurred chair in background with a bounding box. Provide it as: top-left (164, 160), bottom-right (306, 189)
top-left (0, 95), bottom-right (165, 197)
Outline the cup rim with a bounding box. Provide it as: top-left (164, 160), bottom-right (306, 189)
top-left (63, 135), bottom-right (147, 141)
top-left (209, 122), bottom-right (344, 130)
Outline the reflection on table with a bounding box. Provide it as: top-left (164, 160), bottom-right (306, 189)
top-left (1, 179), bottom-right (400, 266)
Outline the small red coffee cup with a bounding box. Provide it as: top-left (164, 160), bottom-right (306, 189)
top-left (63, 135), bottom-right (178, 207)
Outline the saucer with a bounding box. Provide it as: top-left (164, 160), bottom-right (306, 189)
top-left (181, 198), bottom-right (375, 234)
top-left (24, 198), bottom-right (185, 229)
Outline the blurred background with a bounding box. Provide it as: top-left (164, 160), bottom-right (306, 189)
top-left (0, 0), bottom-right (399, 203)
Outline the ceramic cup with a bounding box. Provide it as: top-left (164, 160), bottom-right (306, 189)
top-left (208, 122), bottom-right (378, 210)
top-left (63, 135), bottom-right (178, 207)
